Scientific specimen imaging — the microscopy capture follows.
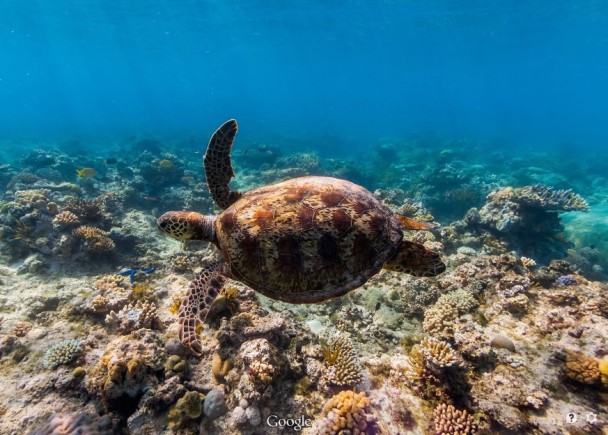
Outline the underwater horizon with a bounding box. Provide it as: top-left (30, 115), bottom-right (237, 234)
top-left (0, 1), bottom-right (607, 435)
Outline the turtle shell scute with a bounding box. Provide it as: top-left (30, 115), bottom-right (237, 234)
top-left (215, 176), bottom-right (402, 303)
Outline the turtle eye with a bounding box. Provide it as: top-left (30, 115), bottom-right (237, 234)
top-left (159, 221), bottom-right (168, 229)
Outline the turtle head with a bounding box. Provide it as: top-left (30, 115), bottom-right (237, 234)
top-left (157, 211), bottom-right (216, 243)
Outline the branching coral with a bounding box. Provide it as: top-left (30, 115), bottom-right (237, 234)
top-left (53, 211), bottom-right (80, 228)
top-left (431, 403), bottom-right (478, 435)
top-left (317, 390), bottom-right (382, 435)
top-left (418, 337), bottom-right (460, 372)
top-left (322, 335), bottom-right (364, 389)
top-left (423, 290), bottom-right (477, 339)
top-left (73, 226), bottom-right (115, 252)
top-left (42, 339), bottom-right (82, 369)
top-left (105, 300), bottom-right (160, 333)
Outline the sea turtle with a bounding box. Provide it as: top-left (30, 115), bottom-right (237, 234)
top-left (158, 119), bottom-right (446, 355)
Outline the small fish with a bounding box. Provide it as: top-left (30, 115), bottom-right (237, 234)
top-left (143, 196), bottom-right (159, 201)
top-left (76, 167), bottom-right (97, 177)
top-left (158, 159), bottom-right (173, 168)
top-left (105, 158), bottom-right (118, 165)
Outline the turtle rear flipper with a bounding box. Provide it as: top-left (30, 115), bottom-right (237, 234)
top-left (204, 119), bottom-right (243, 209)
top-left (178, 263), bottom-right (229, 355)
top-left (384, 240), bottom-right (445, 277)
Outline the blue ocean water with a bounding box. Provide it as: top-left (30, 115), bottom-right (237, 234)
top-left (1, 1), bottom-right (607, 156)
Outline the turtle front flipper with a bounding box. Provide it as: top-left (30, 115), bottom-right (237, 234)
top-left (178, 262), bottom-right (229, 355)
top-left (383, 240), bottom-right (446, 277)
top-left (204, 119), bottom-right (243, 210)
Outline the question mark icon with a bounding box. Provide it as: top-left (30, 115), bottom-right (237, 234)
top-left (566, 413), bottom-right (578, 424)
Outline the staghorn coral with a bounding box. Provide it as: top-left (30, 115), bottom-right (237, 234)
top-left (12, 321), bottom-right (33, 337)
top-left (316, 390), bottom-right (382, 435)
top-left (73, 226), bottom-right (115, 252)
top-left (30, 412), bottom-right (117, 435)
top-left (105, 300), bottom-right (160, 333)
top-left (418, 337), bottom-right (460, 371)
top-left (42, 339), bottom-right (82, 369)
top-left (564, 351), bottom-right (601, 385)
top-left (322, 334), bottom-right (364, 390)
top-left (53, 210), bottom-right (80, 228)
top-left (431, 403), bottom-right (478, 435)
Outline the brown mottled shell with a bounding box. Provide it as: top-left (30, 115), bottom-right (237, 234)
top-left (215, 176), bottom-right (402, 303)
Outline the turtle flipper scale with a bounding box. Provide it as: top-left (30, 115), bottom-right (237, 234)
top-left (204, 119), bottom-right (243, 210)
top-left (383, 240), bottom-right (446, 277)
top-left (178, 263), bottom-right (228, 355)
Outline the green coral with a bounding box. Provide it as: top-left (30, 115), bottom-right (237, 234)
top-left (168, 391), bottom-right (205, 428)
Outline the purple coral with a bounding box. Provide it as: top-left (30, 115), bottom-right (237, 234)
top-left (555, 275), bottom-right (577, 286)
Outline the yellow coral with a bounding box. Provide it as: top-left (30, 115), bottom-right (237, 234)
top-left (597, 356), bottom-right (608, 386)
top-left (211, 353), bottom-right (233, 382)
top-left (564, 351), bottom-right (601, 385)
